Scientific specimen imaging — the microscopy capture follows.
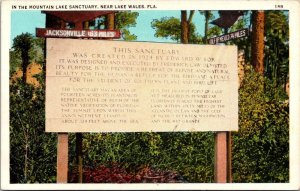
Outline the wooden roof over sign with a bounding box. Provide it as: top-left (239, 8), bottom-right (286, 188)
top-left (42, 11), bottom-right (115, 23)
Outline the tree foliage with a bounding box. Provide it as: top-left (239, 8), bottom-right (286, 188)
top-left (151, 16), bottom-right (202, 43)
top-left (264, 11), bottom-right (289, 88)
top-left (29, 38), bottom-right (45, 64)
top-left (9, 49), bottom-right (21, 73)
top-left (115, 11), bottom-right (139, 41)
top-left (12, 33), bottom-right (33, 82)
top-left (151, 16), bottom-right (181, 42)
top-left (10, 36), bottom-right (45, 73)
top-left (206, 26), bottom-right (222, 39)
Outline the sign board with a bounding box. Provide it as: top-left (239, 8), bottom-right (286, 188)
top-left (36, 28), bottom-right (121, 39)
top-left (46, 38), bottom-right (238, 132)
top-left (208, 28), bottom-right (248, 45)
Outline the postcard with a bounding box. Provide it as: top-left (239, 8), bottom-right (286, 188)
top-left (1, 0), bottom-right (299, 190)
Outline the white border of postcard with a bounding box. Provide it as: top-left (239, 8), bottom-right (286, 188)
top-left (1, 0), bottom-right (299, 190)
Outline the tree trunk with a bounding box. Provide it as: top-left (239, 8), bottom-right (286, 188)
top-left (187, 11), bottom-right (195, 42)
top-left (181, 11), bottom-right (188, 44)
top-left (106, 13), bottom-right (115, 30)
top-left (251, 11), bottom-right (265, 75)
top-left (204, 11), bottom-right (209, 44)
top-left (24, 133), bottom-right (28, 182)
top-left (22, 52), bottom-right (29, 83)
top-left (187, 10), bottom-right (195, 24)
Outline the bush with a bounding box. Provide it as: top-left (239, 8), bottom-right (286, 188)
top-left (10, 78), bottom-right (57, 183)
top-left (232, 65), bottom-right (289, 182)
top-left (69, 132), bottom-right (215, 183)
top-left (70, 163), bottom-right (185, 183)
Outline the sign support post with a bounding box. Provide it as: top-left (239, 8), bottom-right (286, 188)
top-left (75, 133), bottom-right (83, 183)
top-left (227, 132), bottom-right (232, 182)
top-left (57, 133), bottom-right (68, 183)
top-left (215, 132), bottom-right (228, 183)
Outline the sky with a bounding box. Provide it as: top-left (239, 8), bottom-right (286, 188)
top-left (11, 11), bottom-right (46, 46)
top-left (10, 10), bottom-right (207, 47)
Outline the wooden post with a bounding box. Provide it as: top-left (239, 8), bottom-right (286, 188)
top-left (223, 27), bottom-right (232, 183)
top-left (76, 133), bottom-right (83, 183)
top-left (57, 133), bottom-right (68, 183)
top-left (227, 132), bottom-right (232, 182)
top-left (214, 132), bottom-right (227, 183)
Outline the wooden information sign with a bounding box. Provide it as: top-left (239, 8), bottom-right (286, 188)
top-left (46, 38), bottom-right (238, 132)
